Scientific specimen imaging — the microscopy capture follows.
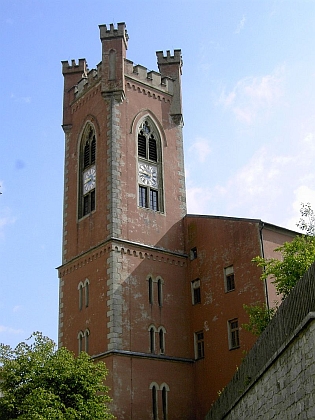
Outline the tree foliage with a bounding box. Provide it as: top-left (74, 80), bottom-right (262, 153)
top-left (297, 202), bottom-right (315, 236)
top-left (252, 234), bottom-right (315, 298)
top-left (244, 204), bottom-right (315, 335)
top-left (0, 332), bottom-right (114, 420)
top-left (242, 302), bottom-right (278, 336)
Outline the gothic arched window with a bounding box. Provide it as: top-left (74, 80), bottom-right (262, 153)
top-left (149, 325), bottom-right (156, 353)
top-left (137, 119), bottom-right (163, 212)
top-left (79, 125), bottom-right (96, 219)
top-left (148, 277), bottom-right (153, 305)
top-left (161, 383), bottom-right (169, 420)
top-left (158, 326), bottom-right (166, 354)
top-left (150, 384), bottom-right (158, 420)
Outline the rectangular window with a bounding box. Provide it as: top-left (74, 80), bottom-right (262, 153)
top-left (139, 187), bottom-right (159, 211)
top-left (228, 319), bottom-right (240, 349)
top-left (83, 192), bottom-right (95, 216)
top-left (90, 190), bottom-right (95, 212)
top-left (150, 189), bottom-right (159, 211)
top-left (83, 195), bottom-right (89, 216)
top-left (191, 279), bottom-right (201, 305)
top-left (139, 186), bottom-right (147, 207)
top-left (190, 247), bottom-right (197, 260)
top-left (224, 266), bottom-right (235, 292)
top-left (195, 330), bottom-right (205, 359)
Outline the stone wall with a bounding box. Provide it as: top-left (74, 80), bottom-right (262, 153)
top-left (206, 263), bottom-right (315, 420)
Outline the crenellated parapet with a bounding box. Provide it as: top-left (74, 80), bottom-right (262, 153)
top-left (156, 50), bottom-right (183, 124)
top-left (124, 59), bottom-right (174, 95)
top-left (74, 67), bottom-right (100, 97)
top-left (156, 50), bottom-right (183, 68)
top-left (62, 58), bottom-right (89, 127)
top-left (99, 22), bottom-right (129, 49)
top-left (61, 24), bottom-right (183, 125)
top-left (99, 22), bottom-right (128, 102)
top-left (62, 58), bottom-right (88, 76)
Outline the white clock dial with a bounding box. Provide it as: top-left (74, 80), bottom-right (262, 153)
top-left (138, 163), bottom-right (158, 187)
top-left (83, 165), bottom-right (96, 194)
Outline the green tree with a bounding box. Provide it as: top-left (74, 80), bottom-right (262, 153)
top-left (252, 234), bottom-right (315, 298)
top-left (297, 202), bottom-right (315, 236)
top-left (0, 332), bottom-right (114, 420)
top-left (242, 302), bottom-right (278, 336)
top-left (244, 204), bottom-right (315, 335)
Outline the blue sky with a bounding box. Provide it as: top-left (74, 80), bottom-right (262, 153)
top-left (1, 0), bottom-right (315, 348)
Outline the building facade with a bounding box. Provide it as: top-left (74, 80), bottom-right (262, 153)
top-left (58, 23), bottom-right (296, 419)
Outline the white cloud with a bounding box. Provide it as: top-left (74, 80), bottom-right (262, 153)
top-left (10, 93), bottom-right (31, 103)
top-left (235, 15), bottom-right (246, 34)
top-left (285, 186), bottom-right (315, 231)
top-left (13, 305), bottom-right (23, 313)
top-left (219, 66), bottom-right (284, 124)
top-left (0, 207), bottom-right (16, 239)
top-left (186, 129), bottom-right (315, 228)
top-left (186, 187), bottom-right (212, 214)
top-left (0, 325), bottom-right (23, 335)
top-left (189, 137), bottom-right (212, 163)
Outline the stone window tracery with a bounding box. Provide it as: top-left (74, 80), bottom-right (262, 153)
top-left (79, 124), bottom-right (96, 219)
top-left (137, 118), bottom-right (163, 212)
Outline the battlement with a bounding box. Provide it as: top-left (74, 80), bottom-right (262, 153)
top-left (62, 58), bottom-right (87, 76)
top-left (74, 67), bottom-right (100, 97)
top-left (99, 22), bottom-right (129, 47)
top-left (124, 59), bottom-right (173, 94)
top-left (62, 24), bottom-right (181, 113)
top-left (156, 50), bottom-right (182, 66)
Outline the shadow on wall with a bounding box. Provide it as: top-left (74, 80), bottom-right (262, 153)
top-left (205, 262), bottom-right (315, 420)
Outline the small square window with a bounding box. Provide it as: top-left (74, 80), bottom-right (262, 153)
top-left (191, 279), bottom-right (201, 305)
top-left (190, 247), bottom-right (197, 260)
top-left (228, 319), bottom-right (240, 350)
top-left (195, 330), bottom-right (205, 359)
top-left (224, 266), bottom-right (235, 292)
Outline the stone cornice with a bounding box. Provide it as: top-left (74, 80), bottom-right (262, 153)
top-left (92, 349), bottom-right (194, 364)
top-left (57, 237), bottom-right (187, 278)
top-left (126, 79), bottom-right (171, 103)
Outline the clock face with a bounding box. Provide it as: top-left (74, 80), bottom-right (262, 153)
top-left (138, 163), bottom-right (158, 187)
top-left (83, 166), bottom-right (96, 194)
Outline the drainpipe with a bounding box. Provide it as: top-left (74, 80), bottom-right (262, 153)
top-left (259, 221), bottom-right (270, 312)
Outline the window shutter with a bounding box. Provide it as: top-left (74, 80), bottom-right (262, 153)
top-left (138, 134), bottom-right (147, 158)
top-left (84, 142), bottom-right (90, 168)
top-left (91, 137), bottom-right (96, 164)
top-left (149, 136), bottom-right (157, 161)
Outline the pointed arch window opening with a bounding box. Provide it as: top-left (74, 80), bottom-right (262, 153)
top-left (137, 119), bottom-right (163, 212)
top-left (78, 280), bottom-right (89, 310)
top-left (159, 328), bottom-right (165, 354)
top-left (150, 327), bottom-right (155, 353)
top-left (158, 278), bottom-right (163, 307)
top-left (79, 125), bottom-right (96, 219)
top-left (148, 277), bottom-right (153, 305)
top-left (162, 386), bottom-right (168, 420)
top-left (78, 331), bottom-right (84, 354)
top-left (152, 385), bottom-right (158, 420)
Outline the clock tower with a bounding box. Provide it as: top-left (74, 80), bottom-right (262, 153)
top-left (59, 23), bottom-right (193, 419)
